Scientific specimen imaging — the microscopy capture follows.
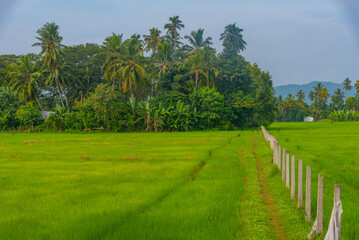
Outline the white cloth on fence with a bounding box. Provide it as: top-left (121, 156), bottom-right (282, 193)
top-left (308, 217), bottom-right (318, 239)
top-left (324, 201), bottom-right (343, 240)
top-left (308, 200), bottom-right (343, 240)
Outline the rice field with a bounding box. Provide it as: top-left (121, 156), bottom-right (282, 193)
top-left (269, 122), bottom-right (359, 240)
top-left (1, 126), bottom-right (351, 239)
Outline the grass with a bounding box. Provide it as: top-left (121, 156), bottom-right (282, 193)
top-left (269, 122), bottom-right (359, 240)
top-left (0, 128), bottom-right (343, 239)
top-left (0, 131), bottom-right (248, 239)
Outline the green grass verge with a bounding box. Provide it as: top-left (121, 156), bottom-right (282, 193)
top-left (269, 122), bottom-right (359, 240)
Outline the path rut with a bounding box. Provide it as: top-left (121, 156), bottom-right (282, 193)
top-left (252, 134), bottom-right (288, 240)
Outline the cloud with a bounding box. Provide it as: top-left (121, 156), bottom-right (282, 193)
top-left (0, 0), bottom-right (358, 86)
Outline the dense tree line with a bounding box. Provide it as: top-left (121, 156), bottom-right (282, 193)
top-left (276, 78), bottom-right (359, 122)
top-left (0, 17), bottom-right (276, 131)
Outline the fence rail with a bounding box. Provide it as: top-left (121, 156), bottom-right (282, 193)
top-left (261, 126), bottom-right (343, 240)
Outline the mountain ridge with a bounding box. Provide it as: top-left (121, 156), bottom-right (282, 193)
top-left (274, 81), bottom-right (355, 103)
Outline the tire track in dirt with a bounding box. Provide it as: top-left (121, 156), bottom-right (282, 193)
top-left (252, 134), bottom-right (288, 240)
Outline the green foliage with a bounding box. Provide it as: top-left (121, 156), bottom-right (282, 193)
top-left (189, 87), bottom-right (226, 130)
top-left (0, 19), bottom-right (278, 132)
top-left (327, 109), bottom-right (359, 121)
top-left (73, 84), bottom-right (130, 131)
top-left (0, 87), bottom-right (21, 130)
top-left (15, 102), bottom-right (42, 129)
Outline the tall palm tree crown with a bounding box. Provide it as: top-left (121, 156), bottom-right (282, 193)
top-left (164, 16), bottom-right (184, 51)
top-left (220, 23), bottom-right (247, 54)
top-left (143, 28), bottom-right (162, 54)
top-left (342, 77), bottom-right (352, 97)
top-left (184, 29), bottom-right (212, 53)
top-left (32, 22), bottom-right (64, 69)
top-left (295, 89), bottom-right (305, 102)
top-left (10, 54), bottom-right (46, 118)
top-left (108, 38), bottom-right (147, 94)
top-left (354, 80), bottom-right (359, 97)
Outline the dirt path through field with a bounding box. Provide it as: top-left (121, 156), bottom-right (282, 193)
top-left (252, 134), bottom-right (288, 240)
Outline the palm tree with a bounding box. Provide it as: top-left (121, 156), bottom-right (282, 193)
top-left (9, 54), bottom-right (46, 119)
top-left (318, 87), bottom-right (330, 103)
top-left (296, 89), bottom-right (305, 102)
top-left (164, 16), bottom-right (184, 51)
top-left (277, 95), bottom-right (285, 114)
top-left (32, 22), bottom-right (66, 107)
top-left (78, 66), bottom-right (96, 102)
top-left (313, 82), bottom-right (324, 102)
top-left (220, 23), bottom-right (247, 54)
top-left (331, 88), bottom-right (345, 110)
top-left (45, 62), bottom-right (71, 106)
top-left (186, 52), bottom-right (207, 89)
top-left (109, 38), bottom-right (147, 94)
top-left (343, 77), bottom-right (352, 97)
top-left (152, 41), bottom-right (174, 94)
top-left (184, 29), bottom-right (212, 53)
top-left (308, 91), bottom-right (315, 102)
top-left (284, 94), bottom-right (295, 114)
top-left (96, 33), bottom-right (124, 88)
top-left (201, 46), bottom-right (219, 88)
top-left (143, 28), bottom-right (162, 54)
top-left (354, 80), bottom-right (359, 98)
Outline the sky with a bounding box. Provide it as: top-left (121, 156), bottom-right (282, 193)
top-left (0, 0), bottom-right (358, 87)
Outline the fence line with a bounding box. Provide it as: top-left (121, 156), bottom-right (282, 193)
top-left (261, 126), bottom-right (342, 239)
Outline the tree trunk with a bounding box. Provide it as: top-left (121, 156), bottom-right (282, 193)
top-left (195, 71), bottom-right (198, 89)
top-left (53, 69), bottom-right (65, 107)
top-left (36, 96), bottom-right (47, 120)
top-left (58, 82), bottom-right (68, 107)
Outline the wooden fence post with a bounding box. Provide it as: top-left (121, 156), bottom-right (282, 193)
top-left (298, 159), bottom-right (303, 208)
top-left (305, 165), bottom-right (311, 221)
top-left (334, 184), bottom-right (341, 239)
top-left (286, 151), bottom-right (290, 188)
top-left (278, 145), bottom-right (281, 170)
top-left (291, 155), bottom-right (295, 199)
top-left (272, 142), bottom-right (276, 164)
top-left (317, 173), bottom-right (324, 233)
top-left (282, 148), bottom-right (286, 182)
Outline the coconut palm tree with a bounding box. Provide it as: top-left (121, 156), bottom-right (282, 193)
top-left (343, 77), bottom-right (352, 97)
top-left (184, 29), bottom-right (212, 53)
top-left (9, 54), bottom-right (46, 119)
top-left (78, 67), bottom-right (96, 102)
top-left (143, 28), bottom-right (162, 54)
top-left (318, 87), bottom-right (330, 103)
top-left (220, 23), bottom-right (247, 54)
top-left (108, 38), bottom-right (147, 94)
top-left (308, 91), bottom-right (315, 102)
top-left (354, 80), bottom-right (359, 98)
top-left (96, 33), bottom-right (124, 88)
top-left (277, 95), bottom-right (285, 114)
top-left (331, 88), bottom-right (345, 110)
top-left (151, 41), bottom-right (174, 94)
top-left (296, 89), bottom-right (305, 102)
top-left (284, 94), bottom-right (295, 114)
top-left (164, 16), bottom-right (184, 51)
top-left (186, 52), bottom-right (207, 89)
top-left (45, 62), bottom-right (71, 106)
top-left (32, 22), bottom-right (66, 107)
top-left (201, 46), bottom-right (219, 88)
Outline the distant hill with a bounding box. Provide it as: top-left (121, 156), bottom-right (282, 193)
top-left (274, 81), bottom-right (355, 103)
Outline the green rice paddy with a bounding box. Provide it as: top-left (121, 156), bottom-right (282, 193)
top-left (0, 124), bottom-right (356, 239)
